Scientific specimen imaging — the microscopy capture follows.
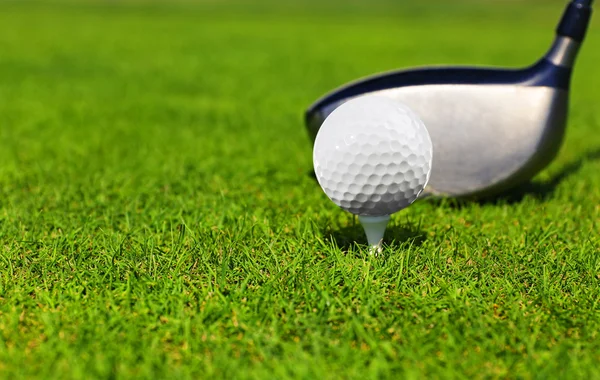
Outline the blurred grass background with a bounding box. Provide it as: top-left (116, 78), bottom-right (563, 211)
top-left (0, 0), bottom-right (599, 378)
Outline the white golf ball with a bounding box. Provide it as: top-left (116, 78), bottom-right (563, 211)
top-left (313, 95), bottom-right (433, 216)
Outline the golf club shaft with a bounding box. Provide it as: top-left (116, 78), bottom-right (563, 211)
top-left (545, 0), bottom-right (593, 68)
top-left (558, 0), bottom-right (592, 41)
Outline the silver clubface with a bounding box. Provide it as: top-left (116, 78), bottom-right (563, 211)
top-left (305, 0), bottom-right (593, 198)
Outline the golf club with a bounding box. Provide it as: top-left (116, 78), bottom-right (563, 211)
top-left (305, 0), bottom-right (593, 198)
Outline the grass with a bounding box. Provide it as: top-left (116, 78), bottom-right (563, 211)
top-left (1, 0), bottom-right (600, 378)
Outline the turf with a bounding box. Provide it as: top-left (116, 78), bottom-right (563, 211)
top-left (1, 0), bottom-right (600, 378)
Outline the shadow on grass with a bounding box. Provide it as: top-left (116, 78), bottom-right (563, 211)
top-left (324, 220), bottom-right (426, 252)
top-left (309, 148), bottom-right (600, 208)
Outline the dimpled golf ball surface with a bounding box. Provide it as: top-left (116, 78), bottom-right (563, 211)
top-left (313, 95), bottom-right (432, 216)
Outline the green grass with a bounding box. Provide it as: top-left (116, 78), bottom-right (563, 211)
top-left (1, 0), bottom-right (600, 378)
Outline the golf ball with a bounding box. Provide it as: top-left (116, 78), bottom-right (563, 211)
top-left (313, 95), bottom-right (433, 216)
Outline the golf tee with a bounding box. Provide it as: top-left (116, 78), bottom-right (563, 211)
top-left (358, 215), bottom-right (390, 254)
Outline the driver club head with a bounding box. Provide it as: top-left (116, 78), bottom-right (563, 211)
top-left (305, 0), bottom-right (593, 198)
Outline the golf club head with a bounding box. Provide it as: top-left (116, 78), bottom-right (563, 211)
top-left (305, 0), bottom-right (593, 198)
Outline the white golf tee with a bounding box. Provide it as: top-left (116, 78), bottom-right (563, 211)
top-left (358, 215), bottom-right (390, 254)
